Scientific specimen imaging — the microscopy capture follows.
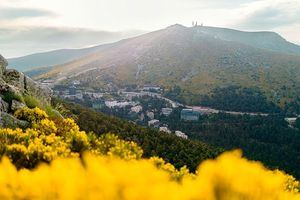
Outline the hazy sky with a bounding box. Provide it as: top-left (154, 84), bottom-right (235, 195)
top-left (1, 0), bottom-right (300, 58)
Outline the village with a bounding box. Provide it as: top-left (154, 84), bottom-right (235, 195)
top-left (49, 81), bottom-right (195, 139)
top-left (47, 79), bottom-right (299, 139)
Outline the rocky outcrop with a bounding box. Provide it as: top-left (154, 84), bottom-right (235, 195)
top-left (2, 68), bottom-right (52, 104)
top-left (0, 55), bottom-right (52, 104)
top-left (25, 75), bottom-right (52, 103)
top-left (0, 112), bottom-right (29, 129)
top-left (0, 54), bottom-right (52, 128)
top-left (3, 69), bottom-right (26, 90)
top-left (0, 54), bottom-right (7, 76)
top-left (11, 100), bottom-right (26, 111)
top-left (0, 97), bottom-right (9, 112)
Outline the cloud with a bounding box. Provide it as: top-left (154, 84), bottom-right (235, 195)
top-left (234, 1), bottom-right (300, 30)
top-left (0, 7), bottom-right (56, 20)
top-left (0, 0), bottom-right (299, 57)
top-left (0, 26), bottom-right (145, 58)
top-left (193, 0), bottom-right (263, 8)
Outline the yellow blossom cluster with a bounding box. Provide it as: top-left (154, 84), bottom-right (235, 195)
top-left (0, 107), bottom-right (299, 199)
top-left (14, 107), bottom-right (48, 124)
top-left (0, 151), bottom-right (299, 200)
top-left (89, 133), bottom-right (143, 160)
top-left (0, 108), bottom-right (143, 168)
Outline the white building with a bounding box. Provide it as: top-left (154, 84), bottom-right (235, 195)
top-left (159, 127), bottom-right (171, 134)
top-left (180, 109), bottom-right (200, 121)
top-left (161, 108), bottom-right (173, 116)
top-left (131, 105), bottom-right (143, 113)
top-left (105, 101), bottom-right (137, 108)
top-left (285, 117), bottom-right (297, 124)
top-left (148, 119), bottom-right (160, 128)
top-left (175, 131), bottom-right (188, 139)
top-left (146, 111), bottom-right (155, 120)
top-left (143, 85), bottom-right (161, 92)
top-left (72, 80), bottom-right (81, 85)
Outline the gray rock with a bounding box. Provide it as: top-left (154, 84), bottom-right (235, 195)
top-left (25, 76), bottom-right (52, 104)
top-left (3, 69), bottom-right (25, 92)
top-left (0, 54), bottom-right (52, 113)
top-left (0, 78), bottom-right (9, 93)
top-left (0, 54), bottom-right (7, 76)
top-left (0, 112), bottom-right (29, 129)
top-left (3, 68), bottom-right (53, 105)
top-left (0, 97), bottom-right (9, 112)
top-left (11, 100), bottom-right (26, 111)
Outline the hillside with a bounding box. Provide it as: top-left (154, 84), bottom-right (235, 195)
top-left (41, 25), bottom-right (300, 112)
top-left (61, 99), bottom-right (300, 178)
top-left (55, 99), bottom-right (222, 171)
top-left (196, 26), bottom-right (300, 55)
top-left (7, 43), bottom-right (115, 72)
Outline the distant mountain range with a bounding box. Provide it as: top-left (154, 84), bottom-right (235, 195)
top-left (7, 43), bottom-right (115, 72)
top-left (8, 25), bottom-right (300, 72)
top-left (9, 24), bottom-right (300, 111)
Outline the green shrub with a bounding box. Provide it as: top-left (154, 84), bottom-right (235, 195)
top-left (23, 95), bottom-right (39, 108)
top-left (2, 91), bottom-right (24, 104)
top-left (44, 105), bottom-right (63, 118)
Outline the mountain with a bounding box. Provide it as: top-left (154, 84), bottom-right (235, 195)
top-left (7, 43), bottom-right (115, 72)
top-left (39, 24), bottom-right (300, 111)
top-left (9, 25), bottom-right (300, 72)
top-left (196, 26), bottom-right (300, 55)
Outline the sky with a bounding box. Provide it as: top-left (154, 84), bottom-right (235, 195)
top-left (0, 0), bottom-right (300, 58)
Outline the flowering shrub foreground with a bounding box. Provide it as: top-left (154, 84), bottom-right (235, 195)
top-left (0, 108), bottom-right (142, 168)
top-left (0, 151), bottom-right (299, 200)
top-left (0, 108), bottom-right (299, 199)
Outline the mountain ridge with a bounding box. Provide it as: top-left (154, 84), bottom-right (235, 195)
top-left (8, 24), bottom-right (300, 73)
top-left (38, 24), bottom-right (300, 113)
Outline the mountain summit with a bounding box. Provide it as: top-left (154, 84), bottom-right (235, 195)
top-left (8, 25), bottom-right (300, 73)
top-left (12, 25), bottom-right (300, 109)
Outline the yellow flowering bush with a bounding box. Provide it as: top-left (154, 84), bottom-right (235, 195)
top-left (0, 107), bottom-right (299, 199)
top-left (14, 107), bottom-right (48, 124)
top-left (0, 108), bottom-right (143, 168)
top-left (0, 151), bottom-right (299, 200)
top-left (89, 133), bottom-right (143, 160)
top-left (150, 156), bottom-right (192, 181)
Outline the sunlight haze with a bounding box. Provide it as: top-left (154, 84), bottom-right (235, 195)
top-left (1, 0), bottom-right (300, 57)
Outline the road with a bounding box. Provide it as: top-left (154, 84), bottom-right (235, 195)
top-left (123, 91), bottom-right (269, 116)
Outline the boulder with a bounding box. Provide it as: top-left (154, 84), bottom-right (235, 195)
top-left (0, 78), bottom-right (9, 93)
top-left (11, 100), bottom-right (26, 111)
top-left (0, 97), bottom-right (9, 112)
top-left (0, 54), bottom-right (7, 77)
top-left (0, 112), bottom-right (29, 129)
top-left (25, 76), bottom-right (52, 104)
top-left (2, 70), bottom-right (52, 105)
top-left (3, 69), bottom-right (25, 92)
top-left (0, 54), bottom-right (52, 113)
